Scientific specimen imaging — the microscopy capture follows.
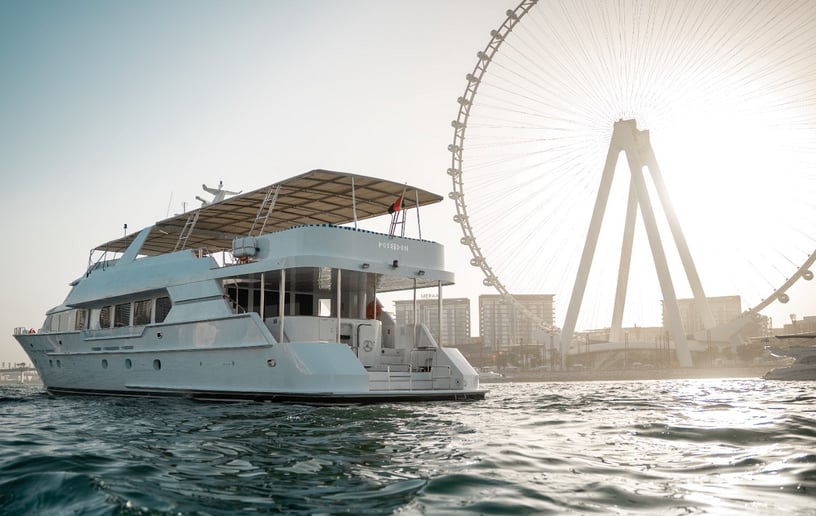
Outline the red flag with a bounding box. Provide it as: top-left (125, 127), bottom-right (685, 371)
top-left (388, 195), bottom-right (403, 214)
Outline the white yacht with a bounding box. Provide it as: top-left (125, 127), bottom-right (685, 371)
top-left (764, 333), bottom-right (816, 381)
top-left (13, 170), bottom-right (485, 402)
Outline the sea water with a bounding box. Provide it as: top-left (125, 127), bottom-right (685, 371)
top-left (1, 379), bottom-right (814, 515)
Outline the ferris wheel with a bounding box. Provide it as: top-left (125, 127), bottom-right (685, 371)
top-left (449, 0), bottom-right (816, 361)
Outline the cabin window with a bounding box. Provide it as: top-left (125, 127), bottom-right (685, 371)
top-left (114, 303), bottom-right (131, 327)
top-left (318, 298), bottom-right (332, 317)
top-left (99, 306), bottom-right (112, 328)
top-left (49, 311), bottom-right (73, 332)
top-left (133, 299), bottom-right (152, 326)
top-left (75, 309), bottom-right (87, 330)
top-left (155, 296), bottom-right (171, 323)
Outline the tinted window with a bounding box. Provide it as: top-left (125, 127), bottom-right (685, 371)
top-left (155, 297), bottom-right (171, 323)
top-left (114, 303), bottom-right (131, 327)
top-left (134, 299), bottom-right (152, 326)
top-left (99, 306), bottom-right (112, 328)
top-left (75, 309), bottom-right (87, 330)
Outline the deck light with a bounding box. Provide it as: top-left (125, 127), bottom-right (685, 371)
top-left (361, 263), bottom-right (370, 269)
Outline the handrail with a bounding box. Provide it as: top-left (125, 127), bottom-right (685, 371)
top-left (431, 365), bottom-right (452, 389)
top-left (377, 362), bottom-right (452, 391)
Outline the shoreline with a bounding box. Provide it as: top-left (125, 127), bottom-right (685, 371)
top-left (483, 365), bottom-right (774, 383)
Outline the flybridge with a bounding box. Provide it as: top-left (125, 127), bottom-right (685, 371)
top-left (93, 169), bottom-right (443, 258)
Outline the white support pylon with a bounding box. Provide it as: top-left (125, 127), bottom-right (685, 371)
top-left (610, 178), bottom-right (638, 343)
top-left (640, 137), bottom-right (716, 331)
top-left (559, 121), bottom-right (623, 369)
top-left (560, 119), bottom-right (700, 369)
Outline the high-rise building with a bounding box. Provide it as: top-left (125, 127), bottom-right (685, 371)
top-left (781, 314), bottom-right (816, 334)
top-left (479, 294), bottom-right (554, 352)
top-left (393, 297), bottom-right (470, 347)
top-left (667, 295), bottom-right (742, 335)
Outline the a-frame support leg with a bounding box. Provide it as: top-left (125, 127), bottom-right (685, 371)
top-left (560, 120), bottom-right (696, 368)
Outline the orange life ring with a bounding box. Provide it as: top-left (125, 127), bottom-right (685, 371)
top-left (28, 328), bottom-right (36, 334)
top-left (366, 300), bottom-right (382, 319)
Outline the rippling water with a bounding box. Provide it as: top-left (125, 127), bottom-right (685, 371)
top-left (1, 379), bottom-right (814, 514)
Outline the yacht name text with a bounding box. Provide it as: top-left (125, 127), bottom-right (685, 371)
top-left (379, 241), bottom-right (409, 252)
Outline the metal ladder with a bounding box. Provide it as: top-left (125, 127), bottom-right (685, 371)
top-left (174, 210), bottom-right (201, 251)
top-left (389, 208), bottom-right (406, 237)
top-left (249, 185), bottom-right (280, 236)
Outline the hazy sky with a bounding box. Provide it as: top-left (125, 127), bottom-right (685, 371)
top-left (3, 0), bottom-right (815, 366)
top-left (1, 0), bottom-right (518, 364)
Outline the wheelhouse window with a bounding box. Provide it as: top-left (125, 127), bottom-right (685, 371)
top-left (133, 299), bottom-right (152, 326)
top-left (99, 306), bottom-right (112, 328)
top-left (114, 303), bottom-right (131, 327)
top-left (155, 296), bottom-right (171, 323)
top-left (75, 309), bottom-right (87, 330)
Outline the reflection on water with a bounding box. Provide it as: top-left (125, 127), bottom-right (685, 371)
top-left (0, 379), bottom-right (814, 514)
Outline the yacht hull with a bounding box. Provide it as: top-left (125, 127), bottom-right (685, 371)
top-left (763, 365), bottom-right (816, 381)
top-left (16, 328), bottom-right (485, 403)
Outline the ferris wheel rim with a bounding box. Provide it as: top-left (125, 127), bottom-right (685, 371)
top-left (750, 252), bottom-right (816, 315)
top-left (448, 0), bottom-right (552, 330)
top-left (448, 0), bottom-right (816, 333)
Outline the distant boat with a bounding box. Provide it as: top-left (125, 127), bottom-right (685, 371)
top-left (763, 333), bottom-right (816, 381)
top-left (13, 170), bottom-right (486, 403)
top-left (477, 368), bottom-right (504, 381)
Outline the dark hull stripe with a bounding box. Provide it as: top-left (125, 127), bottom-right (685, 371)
top-left (45, 386), bottom-right (487, 404)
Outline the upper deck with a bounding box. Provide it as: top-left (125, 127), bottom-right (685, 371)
top-left (66, 171), bottom-right (451, 306)
top-left (94, 169), bottom-right (443, 257)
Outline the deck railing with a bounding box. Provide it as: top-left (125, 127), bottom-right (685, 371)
top-left (370, 363), bottom-right (453, 391)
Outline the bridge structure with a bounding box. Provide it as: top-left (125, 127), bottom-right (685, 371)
top-left (0, 366), bottom-right (40, 384)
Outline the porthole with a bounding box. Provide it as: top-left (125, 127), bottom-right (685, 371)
top-left (153, 359), bottom-right (161, 370)
top-left (102, 359), bottom-right (108, 369)
top-left (125, 358), bottom-right (132, 369)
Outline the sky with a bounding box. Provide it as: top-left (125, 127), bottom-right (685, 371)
top-left (0, 0), bottom-right (518, 365)
top-left (3, 0), bottom-right (815, 366)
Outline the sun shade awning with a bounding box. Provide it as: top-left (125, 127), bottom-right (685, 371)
top-left (94, 169), bottom-right (443, 256)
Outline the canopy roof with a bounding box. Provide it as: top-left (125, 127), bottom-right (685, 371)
top-left (95, 169), bottom-right (443, 256)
